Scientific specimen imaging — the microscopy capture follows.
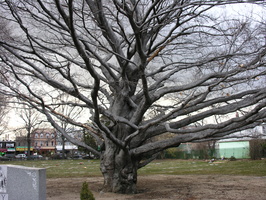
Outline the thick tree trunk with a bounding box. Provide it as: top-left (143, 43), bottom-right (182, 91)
top-left (62, 135), bottom-right (66, 159)
top-left (100, 139), bottom-right (138, 194)
top-left (27, 131), bottom-right (31, 159)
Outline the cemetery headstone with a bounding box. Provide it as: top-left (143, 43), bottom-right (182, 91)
top-left (0, 165), bottom-right (46, 200)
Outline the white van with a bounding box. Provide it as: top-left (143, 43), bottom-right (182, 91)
top-left (15, 154), bottom-right (27, 159)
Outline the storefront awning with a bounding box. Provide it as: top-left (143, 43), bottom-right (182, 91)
top-left (16, 146), bottom-right (33, 151)
top-left (56, 145), bottom-right (78, 151)
top-left (39, 147), bottom-right (56, 150)
top-left (7, 148), bottom-right (15, 152)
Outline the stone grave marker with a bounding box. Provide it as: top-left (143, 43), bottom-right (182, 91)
top-left (0, 165), bottom-right (46, 200)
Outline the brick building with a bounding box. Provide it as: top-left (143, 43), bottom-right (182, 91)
top-left (31, 128), bottom-right (57, 156)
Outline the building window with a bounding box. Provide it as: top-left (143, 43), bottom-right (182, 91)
top-left (46, 134), bottom-right (50, 138)
top-left (35, 133), bottom-right (38, 138)
top-left (46, 141), bottom-right (49, 146)
top-left (51, 134), bottom-right (55, 138)
top-left (40, 133), bottom-right (44, 138)
top-left (40, 142), bottom-right (43, 146)
top-left (35, 142), bottom-right (38, 146)
top-left (51, 141), bottom-right (54, 146)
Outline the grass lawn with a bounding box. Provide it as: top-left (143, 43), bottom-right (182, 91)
top-left (0, 159), bottom-right (102, 178)
top-left (0, 159), bottom-right (265, 178)
top-left (138, 159), bottom-right (266, 176)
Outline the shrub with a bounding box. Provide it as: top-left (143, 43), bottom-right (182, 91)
top-left (229, 156), bottom-right (236, 161)
top-left (164, 148), bottom-right (179, 158)
top-left (80, 181), bottom-right (95, 200)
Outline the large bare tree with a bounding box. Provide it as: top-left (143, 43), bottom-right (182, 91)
top-left (0, 0), bottom-right (266, 193)
top-left (0, 89), bottom-right (8, 137)
top-left (0, 64), bottom-right (8, 137)
top-left (54, 93), bottom-right (84, 158)
top-left (0, 17), bottom-right (12, 137)
top-left (16, 104), bottom-right (42, 157)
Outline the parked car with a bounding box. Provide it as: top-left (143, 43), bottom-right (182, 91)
top-left (71, 154), bottom-right (83, 159)
top-left (5, 154), bottom-right (15, 159)
top-left (0, 156), bottom-right (12, 161)
top-left (15, 154), bottom-right (27, 159)
top-left (29, 155), bottom-right (43, 160)
top-left (82, 153), bottom-right (96, 160)
top-left (1, 154), bottom-right (16, 161)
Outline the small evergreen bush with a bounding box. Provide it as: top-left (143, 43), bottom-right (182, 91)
top-left (229, 156), bottom-right (236, 161)
top-left (80, 181), bottom-right (95, 200)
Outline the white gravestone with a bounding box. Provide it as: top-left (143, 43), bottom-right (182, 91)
top-left (0, 165), bottom-right (46, 200)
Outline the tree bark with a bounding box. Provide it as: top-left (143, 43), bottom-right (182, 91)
top-left (27, 129), bottom-right (31, 159)
top-left (62, 135), bottom-right (66, 159)
top-left (100, 139), bottom-right (138, 193)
